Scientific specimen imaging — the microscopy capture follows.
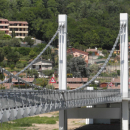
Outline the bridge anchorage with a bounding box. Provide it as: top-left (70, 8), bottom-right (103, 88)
top-left (0, 13), bottom-right (129, 130)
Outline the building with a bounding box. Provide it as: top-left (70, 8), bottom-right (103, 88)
top-left (51, 78), bottom-right (88, 90)
top-left (107, 77), bottom-right (130, 89)
top-left (9, 21), bottom-right (28, 38)
top-left (67, 48), bottom-right (88, 64)
top-left (0, 19), bottom-right (9, 34)
top-left (29, 59), bottom-right (53, 78)
top-left (86, 48), bottom-right (99, 56)
top-left (0, 18), bottom-right (28, 38)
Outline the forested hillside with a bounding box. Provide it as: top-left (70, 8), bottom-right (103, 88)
top-left (0, 0), bottom-right (130, 49)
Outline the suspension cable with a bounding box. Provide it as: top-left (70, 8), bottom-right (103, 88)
top-left (68, 26), bottom-right (124, 92)
top-left (0, 26), bottom-right (123, 92)
top-left (0, 27), bottom-right (60, 84)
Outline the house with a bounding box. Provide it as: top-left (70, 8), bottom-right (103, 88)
top-left (0, 18), bottom-right (28, 38)
top-left (113, 50), bottom-right (120, 55)
top-left (107, 77), bottom-right (130, 89)
top-left (29, 58), bottom-right (53, 77)
top-left (67, 48), bottom-right (88, 64)
top-left (50, 78), bottom-right (88, 90)
top-left (86, 48), bottom-right (99, 56)
top-left (0, 78), bottom-right (34, 89)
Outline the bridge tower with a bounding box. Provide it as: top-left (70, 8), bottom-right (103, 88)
top-left (120, 13), bottom-right (129, 130)
top-left (58, 14), bottom-right (67, 130)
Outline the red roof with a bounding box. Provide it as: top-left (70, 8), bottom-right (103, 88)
top-left (11, 78), bottom-right (34, 83)
top-left (86, 49), bottom-right (98, 52)
top-left (67, 48), bottom-right (88, 55)
top-left (0, 83), bottom-right (13, 89)
top-left (0, 19), bottom-right (8, 21)
top-left (111, 78), bottom-right (120, 83)
top-left (57, 78), bottom-right (88, 83)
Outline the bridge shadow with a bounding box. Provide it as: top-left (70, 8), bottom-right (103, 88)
top-left (73, 124), bottom-right (120, 130)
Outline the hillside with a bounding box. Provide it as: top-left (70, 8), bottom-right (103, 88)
top-left (0, 0), bottom-right (130, 49)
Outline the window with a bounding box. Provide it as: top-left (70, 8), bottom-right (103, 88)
top-left (32, 65), bottom-right (35, 68)
top-left (115, 83), bottom-right (120, 87)
top-left (14, 28), bottom-right (18, 31)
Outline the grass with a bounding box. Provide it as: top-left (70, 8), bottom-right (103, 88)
top-left (0, 116), bottom-right (59, 130)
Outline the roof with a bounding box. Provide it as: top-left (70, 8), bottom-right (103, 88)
top-left (29, 59), bottom-right (52, 64)
top-left (0, 19), bottom-right (8, 21)
top-left (0, 83), bottom-right (13, 89)
top-left (111, 78), bottom-right (120, 83)
top-left (9, 21), bottom-right (28, 24)
top-left (86, 49), bottom-right (98, 52)
top-left (111, 77), bottom-right (130, 83)
top-left (67, 48), bottom-right (88, 55)
top-left (50, 83), bottom-right (83, 89)
top-left (57, 78), bottom-right (88, 83)
top-left (12, 78), bottom-right (34, 83)
top-left (107, 85), bottom-right (130, 89)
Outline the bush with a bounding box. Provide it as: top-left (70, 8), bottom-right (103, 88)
top-left (10, 64), bottom-right (15, 69)
top-left (0, 60), bottom-right (7, 67)
top-left (42, 70), bottom-right (54, 76)
top-left (0, 73), bottom-right (5, 80)
top-left (117, 70), bottom-right (120, 75)
top-left (18, 47), bottom-right (31, 56)
top-left (67, 73), bottom-right (73, 78)
top-left (35, 78), bottom-right (48, 87)
top-left (13, 84), bottom-right (31, 88)
top-left (46, 84), bottom-right (54, 89)
top-left (16, 63), bottom-right (24, 68)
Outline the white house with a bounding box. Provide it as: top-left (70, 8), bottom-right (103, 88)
top-left (29, 59), bottom-right (52, 77)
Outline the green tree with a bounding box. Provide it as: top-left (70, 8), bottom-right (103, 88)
top-left (29, 50), bottom-right (37, 59)
top-left (89, 64), bottom-right (99, 75)
top-left (67, 57), bottom-right (89, 77)
top-left (6, 51), bottom-right (20, 64)
top-left (26, 69), bottom-right (39, 78)
top-left (24, 36), bottom-right (34, 47)
top-left (11, 29), bottom-right (15, 38)
top-left (117, 70), bottom-right (120, 76)
top-left (35, 78), bottom-right (48, 87)
top-left (42, 70), bottom-right (54, 76)
top-left (11, 38), bottom-right (20, 47)
top-left (18, 47), bottom-right (31, 56)
top-left (0, 48), bottom-right (4, 62)
top-left (102, 50), bottom-right (108, 56)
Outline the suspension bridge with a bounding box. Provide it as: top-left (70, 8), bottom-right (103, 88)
top-left (0, 13), bottom-right (129, 130)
